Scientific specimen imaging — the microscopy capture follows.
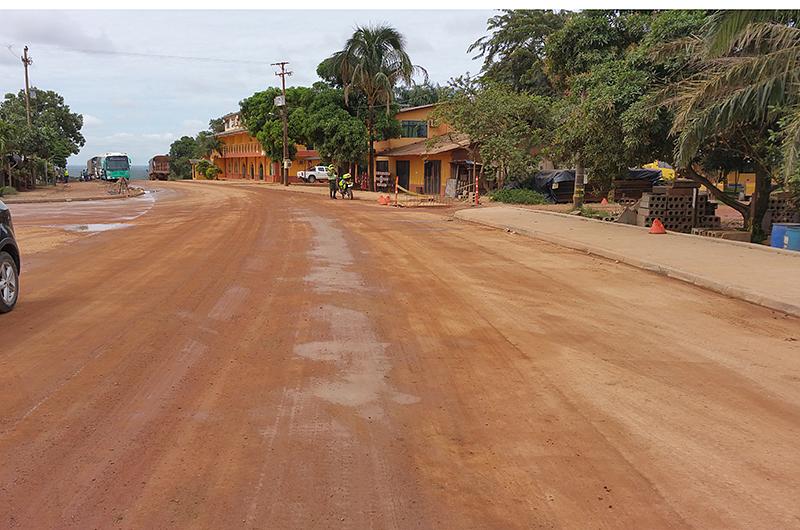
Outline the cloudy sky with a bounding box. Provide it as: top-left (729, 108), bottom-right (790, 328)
top-left (0, 10), bottom-right (495, 165)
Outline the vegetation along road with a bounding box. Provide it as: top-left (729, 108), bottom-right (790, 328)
top-left (2, 181), bottom-right (799, 528)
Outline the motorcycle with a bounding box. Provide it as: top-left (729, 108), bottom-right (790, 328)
top-left (338, 176), bottom-right (354, 199)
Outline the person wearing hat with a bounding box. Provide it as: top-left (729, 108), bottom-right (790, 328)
top-left (327, 164), bottom-right (338, 199)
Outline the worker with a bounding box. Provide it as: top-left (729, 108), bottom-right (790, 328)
top-left (63, 168), bottom-right (69, 184)
top-left (327, 164), bottom-right (338, 199)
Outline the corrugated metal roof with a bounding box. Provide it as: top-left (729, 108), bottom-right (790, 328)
top-left (377, 133), bottom-right (471, 157)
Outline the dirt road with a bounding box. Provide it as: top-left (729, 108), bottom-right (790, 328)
top-left (2, 181), bottom-right (799, 528)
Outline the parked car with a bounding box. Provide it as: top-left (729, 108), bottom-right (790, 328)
top-left (0, 199), bottom-right (20, 313)
top-left (297, 165), bottom-right (331, 183)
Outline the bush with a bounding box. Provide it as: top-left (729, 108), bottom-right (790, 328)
top-left (0, 185), bottom-right (18, 196)
top-left (489, 188), bottom-right (549, 205)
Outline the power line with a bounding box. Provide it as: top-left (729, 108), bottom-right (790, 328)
top-left (7, 42), bottom-right (269, 66)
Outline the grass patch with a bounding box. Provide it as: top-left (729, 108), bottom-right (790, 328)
top-left (578, 205), bottom-right (610, 220)
top-left (0, 185), bottom-right (18, 197)
top-left (489, 188), bottom-right (549, 205)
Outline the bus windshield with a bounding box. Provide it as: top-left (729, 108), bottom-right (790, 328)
top-left (106, 157), bottom-right (130, 171)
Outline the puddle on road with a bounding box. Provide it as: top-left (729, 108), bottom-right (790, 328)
top-left (59, 223), bottom-right (133, 232)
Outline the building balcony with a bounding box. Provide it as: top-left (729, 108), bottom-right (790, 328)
top-left (220, 142), bottom-right (265, 158)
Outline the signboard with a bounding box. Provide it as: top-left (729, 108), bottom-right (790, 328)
top-left (274, 95), bottom-right (285, 107)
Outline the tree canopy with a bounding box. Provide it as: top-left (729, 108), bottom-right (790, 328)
top-left (0, 87), bottom-right (85, 168)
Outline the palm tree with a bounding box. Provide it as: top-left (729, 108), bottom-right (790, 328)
top-left (324, 24), bottom-right (425, 191)
top-left (664, 10), bottom-right (800, 239)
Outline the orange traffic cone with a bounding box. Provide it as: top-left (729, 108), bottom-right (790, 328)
top-left (649, 219), bottom-right (667, 234)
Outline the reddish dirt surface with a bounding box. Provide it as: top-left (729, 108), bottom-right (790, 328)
top-left (2, 181), bottom-right (799, 528)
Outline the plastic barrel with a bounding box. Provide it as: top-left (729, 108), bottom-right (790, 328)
top-left (784, 227), bottom-right (800, 251)
top-left (771, 223), bottom-right (800, 248)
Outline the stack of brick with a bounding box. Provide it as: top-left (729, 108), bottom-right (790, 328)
top-left (767, 192), bottom-right (800, 231)
top-left (637, 187), bottom-right (721, 233)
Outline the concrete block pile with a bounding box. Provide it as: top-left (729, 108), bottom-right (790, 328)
top-left (767, 193), bottom-right (800, 229)
top-left (637, 187), bottom-right (720, 233)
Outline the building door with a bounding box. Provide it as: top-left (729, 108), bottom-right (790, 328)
top-left (423, 160), bottom-right (441, 195)
top-left (396, 160), bottom-right (410, 190)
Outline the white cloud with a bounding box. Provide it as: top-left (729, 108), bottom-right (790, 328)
top-left (82, 113), bottom-right (103, 126)
top-left (0, 10), bottom-right (490, 163)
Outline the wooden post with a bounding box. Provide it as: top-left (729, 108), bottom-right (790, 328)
top-left (474, 161), bottom-right (479, 207)
top-left (395, 175), bottom-right (399, 207)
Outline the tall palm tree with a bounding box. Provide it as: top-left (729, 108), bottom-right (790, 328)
top-left (664, 10), bottom-right (800, 239)
top-left (324, 24), bottom-right (425, 191)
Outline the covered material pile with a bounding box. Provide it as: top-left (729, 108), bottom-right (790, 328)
top-left (507, 169), bottom-right (663, 204)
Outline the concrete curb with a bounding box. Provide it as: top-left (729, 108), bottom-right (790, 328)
top-left (507, 206), bottom-right (800, 258)
top-left (454, 211), bottom-right (800, 318)
top-left (3, 188), bottom-right (145, 204)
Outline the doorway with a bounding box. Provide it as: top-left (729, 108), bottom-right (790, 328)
top-left (396, 160), bottom-right (410, 191)
top-left (423, 160), bottom-right (441, 195)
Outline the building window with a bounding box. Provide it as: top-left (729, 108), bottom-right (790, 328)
top-left (376, 160), bottom-right (389, 173)
top-left (400, 120), bottom-right (427, 138)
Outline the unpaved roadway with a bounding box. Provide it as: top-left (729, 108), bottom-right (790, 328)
top-left (2, 181), bottom-right (799, 529)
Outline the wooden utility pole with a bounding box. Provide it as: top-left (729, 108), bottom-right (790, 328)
top-left (573, 158), bottom-right (585, 209)
top-left (272, 61), bottom-right (291, 186)
top-left (21, 46), bottom-right (33, 127)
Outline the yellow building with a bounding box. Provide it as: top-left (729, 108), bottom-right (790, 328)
top-left (209, 112), bottom-right (319, 182)
top-left (373, 104), bottom-right (477, 195)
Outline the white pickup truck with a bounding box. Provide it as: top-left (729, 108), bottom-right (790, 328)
top-left (297, 165), bottom-right (331, 183)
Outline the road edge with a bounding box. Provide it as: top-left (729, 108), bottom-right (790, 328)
top-left (3, 188), bottom-right (145, 204)
top-left (454, 210), bottom-right (800, 318)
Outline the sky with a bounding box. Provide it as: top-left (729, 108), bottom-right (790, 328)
top-left (0, 10), bottom-right (495, 166)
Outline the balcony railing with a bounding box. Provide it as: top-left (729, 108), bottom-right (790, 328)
top-left (221, 142), bottom-right (265, 158)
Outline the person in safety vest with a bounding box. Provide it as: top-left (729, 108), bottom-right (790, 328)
top-left (327, 165), bottom-right (338, 199)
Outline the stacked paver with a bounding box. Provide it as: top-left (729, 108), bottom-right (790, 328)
top-left (637, 185), bottom-right (720, 233)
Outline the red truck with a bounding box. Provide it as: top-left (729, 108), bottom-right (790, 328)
top-left (148, 155), bottom-right (170, 181)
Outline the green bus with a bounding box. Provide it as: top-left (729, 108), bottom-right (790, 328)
top-left (97, 152), bottom-right (131, 181)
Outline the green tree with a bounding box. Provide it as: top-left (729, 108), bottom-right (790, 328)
top-left (663, 9), bottom-right (800, 240)
top-left (433, 79), bottom-right (552, 190)
top-left (542, 10), bottom-right (705, 205)
top-left (395, 82), bottom-right (442, 107)
top-left (208, 117), bottom-right (225, 134)
top-left (168, 135), bottom-right (197, 180)
top-left (469, 9), bottom-right (566, 94)
top-left (0, 87), bottom-right (84, 169)
top-left (321, 24), bottom-right (424, 191)
top-left (240, 87), bottom-right (313, 162)
top-left (195, 130), bottom-right (220, 158)
top-left (298, 83), bottom-right (368, 170)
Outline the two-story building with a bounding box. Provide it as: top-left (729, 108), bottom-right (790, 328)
top-left (373, 104), bottom-right (478, 196)
top-left (208, 112), bottom-right (320, 182)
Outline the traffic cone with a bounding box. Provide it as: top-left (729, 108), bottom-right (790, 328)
top-left (649, 218), bottom-right (667, 234)
top-left (600, 197), bottom-right (608, 205)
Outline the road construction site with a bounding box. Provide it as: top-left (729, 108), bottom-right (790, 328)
top-left (2, 181), bottom-right (799, 528)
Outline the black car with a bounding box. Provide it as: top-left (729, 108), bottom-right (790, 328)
top-left (0, 199), bottom-right (20, 312)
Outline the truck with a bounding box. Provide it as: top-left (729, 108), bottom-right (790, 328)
top-left (87, 153), bottom-right (131, 181)
top-left (86, 156), bottom-right (101, 179)
top-left (296, 165), bottom-right (331, 183)
top-left (148, 155), bottom-right (170, 180)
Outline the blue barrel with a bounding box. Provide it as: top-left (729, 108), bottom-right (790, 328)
top-left (785, 227), bottom-right (800, 251)
top-left (771, 223), bottom-right (800, 248)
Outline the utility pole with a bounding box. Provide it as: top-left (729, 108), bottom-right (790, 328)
top-left (271, 61), bottom-right (292, 186)
top-left (21, 46), bottom-right (33, 127)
